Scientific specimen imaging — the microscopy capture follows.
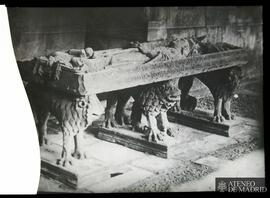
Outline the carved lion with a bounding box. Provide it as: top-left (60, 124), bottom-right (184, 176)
top-left (178, 41), bottom-right (243, 122)
top-left (26, 83), bottom-right (104, 166)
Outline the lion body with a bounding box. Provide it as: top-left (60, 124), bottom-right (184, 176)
top-left (26, 83), bottom-right (104, 166)
top-left (179, 42), bottom-right (242, 122)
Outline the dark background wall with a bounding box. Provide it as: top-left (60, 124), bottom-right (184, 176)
top-left (8, 7), bottom-right (262, 79)
top-left (8, 8), bottom-right (88, 59)
top-left (7, 7), bottom-right (148, 60)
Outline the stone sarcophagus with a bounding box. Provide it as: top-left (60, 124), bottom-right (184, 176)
top-left (17, 45), bottom-right (248, 96)
top-left (18, 38), bottom-right (249, 145)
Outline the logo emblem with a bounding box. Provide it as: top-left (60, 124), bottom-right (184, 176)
top-left (217, 180), bottom-right (227, 192)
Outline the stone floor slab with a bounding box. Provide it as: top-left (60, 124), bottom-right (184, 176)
top-left (86, 165), bottom-right (154, 193)
top-left (192, 155), bottom-right (231, 170)
top-left (85, 140), bottom-right (146, 166)
top-left (130, 155), bottom-right (181, 174)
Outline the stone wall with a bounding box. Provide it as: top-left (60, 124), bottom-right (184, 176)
top-left (8, 8), bottom-right (89, 60)
top-left (84, 7), bottom-right (148, 50)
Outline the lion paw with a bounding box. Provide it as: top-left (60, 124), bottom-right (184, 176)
top-left (213, 115), bottom-right (225, 123)
top-left (160, 127), bottom-right (175, 137)
top-left (166, 128), bottom-right (175, 137)
top-left (223, 113), bottom-right (235, 121)
top-left (72, 151), bottom-right (87, 160)
top-left (57, 157), bottom-right (74, 167)
top-left (147, 129), bottom-right (164, 143)
top-left (103, 119), bottom-right (120, 129)
top-left (171, 104), bottom-right (180, 112)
